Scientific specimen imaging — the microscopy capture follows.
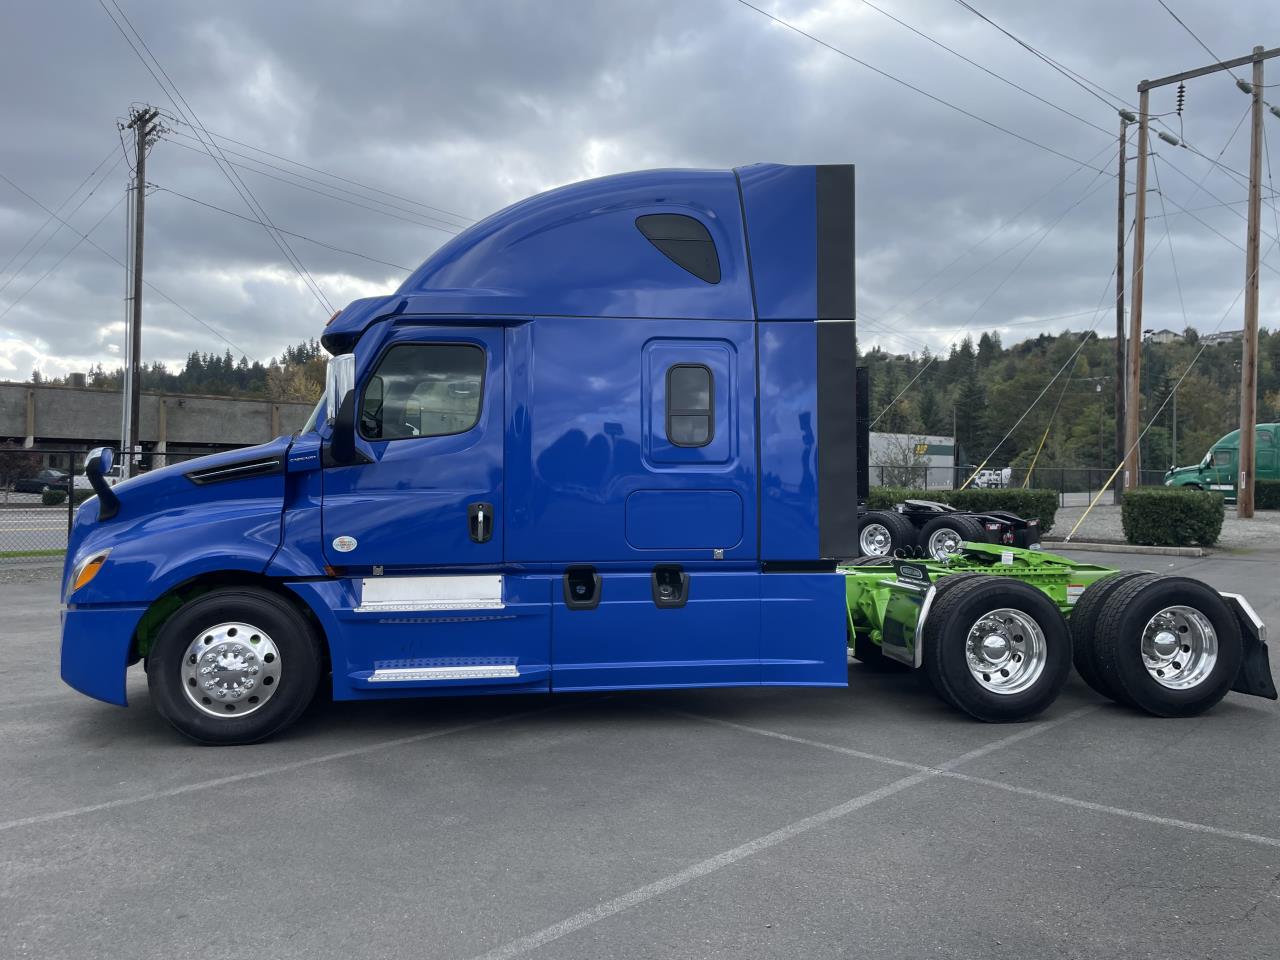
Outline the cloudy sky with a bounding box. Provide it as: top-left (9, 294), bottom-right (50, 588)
top-left (1, 0), bottom-right (1277, 379)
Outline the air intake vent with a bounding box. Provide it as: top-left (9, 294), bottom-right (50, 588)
top-left (185, 457), bottom-right (283, 485)
top-left (635, 214), bottom-right (721, 284)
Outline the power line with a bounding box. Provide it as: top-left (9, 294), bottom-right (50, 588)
top-left (874, 138), bottom-right (1123, 327)
top-left (851, 0), bottom-right (1114, 137)
top-left (1154, 0), bottom-right (1243, 84)
top-left (949, 0), bottom-right (1129, 113)
top-left (155, 186), bottom-right (415, 272)
top-left (0, 169), bottom-right (254, 359)
top-left (0, 195), bottom-right (126, 323)
top-left (96, 0), bottom-right (334, 316)
top-left (871, 158), bottom-right (1119, 426)
top-left (161, 136), bottom-right (463, 236)
top-left (161, 127), bottom-right (467, 233)
top-left (0, 144), bottom-right (120, 285)
top-left (1150, 155), bottom-right (1190, 332)
top-left (0, 151), bottom-right (125, 300)
top-left (158, 113), bottom-right (476, 226)
top-left (732, 0), bottom-right (1111, 172)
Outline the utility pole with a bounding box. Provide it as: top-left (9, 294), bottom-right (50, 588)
top-left (1130, 46), bottom-right (1278, 512)
top-left (122, 106), bottom-right (159, 479)
top-left (1124, 91), bottom-right (1149, 491)
top-left (1115, 110), bottom-right (1132, 503)
top-left (1238, 47), bottom-right (1265, 518)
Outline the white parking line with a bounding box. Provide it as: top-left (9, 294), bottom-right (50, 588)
top-left (681, 710), bottom-right (1280, 850)
top-left (466, 706), bottom-right (1095, 960)
top-left (0, 705), bottom-right (560, 833)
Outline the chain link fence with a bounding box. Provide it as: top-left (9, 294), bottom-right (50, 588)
top-left (869, 464), bottom-right (1173, 506)
top-left (0, 448), bottom-right (210, 563)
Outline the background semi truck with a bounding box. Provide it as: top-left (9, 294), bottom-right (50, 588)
top-left (60, 164), bottom-right (1274, 744)
top-left (1165, 423), bottom-right (1280, 497)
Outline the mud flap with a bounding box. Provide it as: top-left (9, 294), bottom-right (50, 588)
top-left (1222, 593), bottom-right (1277, 700)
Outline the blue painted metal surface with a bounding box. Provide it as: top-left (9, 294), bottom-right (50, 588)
top-left (60, 604), bottom-right (147, 705)
top-left (59, 162), bottom-right (856, 713)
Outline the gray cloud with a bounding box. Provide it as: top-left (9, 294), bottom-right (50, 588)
top-left (1, 0), bottom-right (1276, 377)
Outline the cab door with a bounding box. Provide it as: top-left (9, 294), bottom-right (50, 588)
top-left (321, 327), bottom-right (503, 569)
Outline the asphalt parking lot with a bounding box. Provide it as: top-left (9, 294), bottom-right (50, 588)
top-left (3, 550), bottom-right (1279, 959)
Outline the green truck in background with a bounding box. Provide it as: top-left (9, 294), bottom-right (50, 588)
top-left (1164, 423), bottom-right (1280, 499)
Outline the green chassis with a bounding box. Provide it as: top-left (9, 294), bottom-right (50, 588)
top-left (841, 542), bottom-right (1118, 669)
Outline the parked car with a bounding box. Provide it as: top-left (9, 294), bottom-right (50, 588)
top-left (12, 468), bottom-right (69, 493)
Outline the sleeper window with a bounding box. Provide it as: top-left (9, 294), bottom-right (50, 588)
top-left (360, 343), bottom-right (484, 441)
top-left (666, 363), bottom-right (713, 447)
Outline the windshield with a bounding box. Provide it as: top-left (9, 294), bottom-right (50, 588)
top-left (300, 392), bottom-right (326, 434)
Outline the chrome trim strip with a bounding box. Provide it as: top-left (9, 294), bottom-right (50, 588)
top-left (356, 599), bottom-right (506, 613)
top-left (912, 583), bottom-right (939, 669)
top-left (356, 575), bottom-right (505, 613)
top-left (368, 665), bottom-right (520, 683)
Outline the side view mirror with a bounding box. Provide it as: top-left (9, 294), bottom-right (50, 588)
top-left (84, 446), bottom-right (121, 520)
top-left (323, 354), bottom-right (363, 466)
top-left (325, 353), bottom-right (356, 425)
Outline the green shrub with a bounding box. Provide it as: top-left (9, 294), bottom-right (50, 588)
top-left (1256, 479), bottom-right (1280, 511)
top-left (1121, 488), bottom-right (1223, 547)
top-left (41, 488), bottom-right (67, 506)
top-left (72, 489), bottom-right (95, 505)
top-left (865, 486), bottom-right (1059, 534)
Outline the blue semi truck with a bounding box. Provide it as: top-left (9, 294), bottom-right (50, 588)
top-left (61, 163), bottom-right (1273, 744)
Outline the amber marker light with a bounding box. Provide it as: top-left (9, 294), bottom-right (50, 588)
top-left (71, 550), bottom-right (111, 592)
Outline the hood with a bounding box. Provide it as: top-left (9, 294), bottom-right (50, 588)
top-left (64, 436), bottom-right (294, 594)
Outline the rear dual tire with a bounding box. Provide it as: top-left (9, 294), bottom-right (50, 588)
top-left (857, 510), bottom-right (916, 558)
top-left (1086, 575), bottom-right (1242, 717)
top-left (923, 575), bottom-right (1072, 722)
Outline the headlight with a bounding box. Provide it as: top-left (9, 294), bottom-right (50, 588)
top-left (70, 549), bottom-right (110, 593)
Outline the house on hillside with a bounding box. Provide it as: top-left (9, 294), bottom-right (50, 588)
top-left (1201, 329), bottom-right (1242, 345)
top-left (1144, 328), bottom-right (1183, 344)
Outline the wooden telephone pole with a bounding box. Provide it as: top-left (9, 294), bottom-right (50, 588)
top-left (1126, 46), bottom-right (1278, 508)
top-left (1238, 49), bottom-right (1265, 517)
top-left (122, 106), bottom-right (159, 478)
top-left (1124, 92), bottom-right (1149, 491)
top-left (1115, 111), bottom-right (1131, 503)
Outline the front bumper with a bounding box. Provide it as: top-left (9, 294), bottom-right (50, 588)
top-left (60, 604), bottom-right (148, 706)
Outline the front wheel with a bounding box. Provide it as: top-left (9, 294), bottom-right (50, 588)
top-left (922, 575), bottom-right (1072, 722)
top-left (147, 587), bottom-right (323, 745)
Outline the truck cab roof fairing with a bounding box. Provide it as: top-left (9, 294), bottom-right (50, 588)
top-left (321, 168), bottom-right (754, 354)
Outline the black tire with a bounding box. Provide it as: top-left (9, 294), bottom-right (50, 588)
top-left (857, 510), bottom-right (917, 558)
top-left (923, 575), bottom-right (1072, 722)
top-left (846, 555), bottom-right (893, 566)
top-left (919, 514), bottom-right (988, 560)
top-left (147, 587), bottom-right (324, 745)
top-left (1093, 575), bottom-right (1243, 717)
top-left (1069, 571), bottom-right (1151, 703)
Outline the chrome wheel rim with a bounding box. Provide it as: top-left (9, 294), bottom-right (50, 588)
top-left (964, 608), bottom-right (1047, 695)
top-left (181, 621), bottom-right (282, 718)
top-left (859, 523), bottom-right (893, 556)
top-left (1141, 605), bottom-right (1217, 689)
top-left (927, 527), bottom-right (965, 560)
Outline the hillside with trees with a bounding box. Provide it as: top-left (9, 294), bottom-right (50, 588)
top-left (29, 339), bottom-right (328, 404)
top-left (862, 326), bottom-right (1279, 472)
top-left (21, 324), bottom-right (1279, 474)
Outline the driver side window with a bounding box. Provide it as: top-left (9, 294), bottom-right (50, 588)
top-left (359, 343), bottom-right (485, 441)
top-left (1212, 449), bottom-right (1233, 467)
